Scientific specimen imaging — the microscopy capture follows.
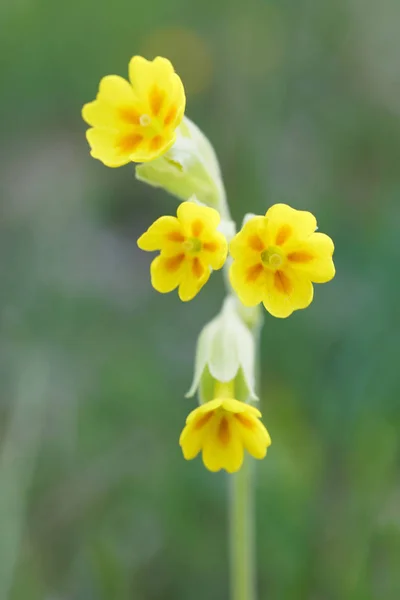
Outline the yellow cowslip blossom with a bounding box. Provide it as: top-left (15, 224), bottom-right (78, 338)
top-left (229, 203), bottom-right (335, 318)
top-left (180, 381), bottom-right (271, 473)
top-left (137, 201), bottom-right (228, 302)
top-left (82, 56), bottom-right (185, 166)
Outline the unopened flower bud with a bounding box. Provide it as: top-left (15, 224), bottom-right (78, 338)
top-left (186, 296), bottom-right (257, 404)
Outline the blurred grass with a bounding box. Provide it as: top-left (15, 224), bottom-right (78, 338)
top-left (1, 0), bottom-right (400, 598)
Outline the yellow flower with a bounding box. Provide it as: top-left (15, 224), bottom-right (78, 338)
top-left (180, 383), bottom-right (271, 473)
top-left (229, 204), bottom-right (335, 318)
top-left (137, 201), bottom-right (228, 301)
top-left (82, 56), bottom-right (185, 166)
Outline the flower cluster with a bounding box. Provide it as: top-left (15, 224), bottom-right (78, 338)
top-left (82, 55), bottom-right (336, 473)
top-left (139, 201), bottom-right (335, 318)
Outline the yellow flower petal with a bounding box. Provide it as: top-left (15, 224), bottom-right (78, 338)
top-left (234, 415), bottom-right (271, 459)
top-left (201, 436), bottom-right (221, 472)
top-left (221, 398), bottom-right (261, 417)
top-left (285, 232), bottom-right (335, 283)
top-left (263, 269), bottom-right (314, 318)
top-left (179, 412), bottom-right (214, 460)
top-left (129, 56), bottom-right (171, 96)
top-left (180, 427), bottom-right (205, 459)
top-left (202, 415), bottom-right (244, 473)
top-left (201, 231), bottom-right (228, 270)
top-left (177, 202), bottom-right (220, 231)
top-left (98, 75), bottom-right (137, 105)
top-left (82, 100), bottom-right (125, 129)
top-left (137, 216), bottom-right (183, 252)
top-left (150, 254), bottom-right (185, 293)
top-left (185, 398), bottom-right (223, 424)
top-left (86, 129), bottom-right (130, 167)
top-left (128, 55), bottom-right (185, 145)
top-left (229, 259), bottom-right (265, 307)
top-left (231, 407), bottom-right (271, 459)
top-left (178, 258), bottom-right (210, 302)
top-left (266, 204), bottom-right (317, 245)
top-left (229, 216), bottom-right (269, 261)
top-left (131, 135), bottom-right (178, 163)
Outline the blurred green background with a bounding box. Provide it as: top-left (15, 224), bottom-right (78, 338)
top-left (1, 0), bottom-right (400, 598)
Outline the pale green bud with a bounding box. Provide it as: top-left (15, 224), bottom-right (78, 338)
top-left (186, 296), bottom-right (257, 404)
top-left (135, 116), bottom-right (228, 218)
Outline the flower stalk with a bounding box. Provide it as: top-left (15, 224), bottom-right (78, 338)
top-left (230, 456), bottom-right (256, 600)
top-left (82, 53), bottom-right (336, 600)
top-left (228, 289), bottom-right (262, 600)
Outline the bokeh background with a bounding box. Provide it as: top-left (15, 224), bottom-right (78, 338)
top-left (1, 0), bottom-right (400, 598)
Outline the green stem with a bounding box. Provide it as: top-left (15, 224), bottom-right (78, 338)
top-left (229, 457), bottom-right (256, 600)
top-left (218, 174), bottom-right (262, 600)
top-left (229, 323), bottom-right (261, 600)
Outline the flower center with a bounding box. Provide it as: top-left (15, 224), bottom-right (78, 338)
top-left (261, 246), bottom-right (284, 270)
top-left (183, 237), bottom-right (202, 254)
top-left (139, 114), bottom-right (152, 127)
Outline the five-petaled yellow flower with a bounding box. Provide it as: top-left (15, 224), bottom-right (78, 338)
top-left (180, 382), bottom-right (271, 473)
top-left (137, 201), bottom-right (228, 302)
top-left (82, 56), bottom-right (185, 166)
top-left (229, 204), bottom-right (335, 318)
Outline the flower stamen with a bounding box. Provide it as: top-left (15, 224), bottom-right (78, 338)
top-left (139, 114), bottom-right (152, 127)
top-left (183, 237), bottom-right (202, 254)
top-left (260, 247), bottom-right (283, 270)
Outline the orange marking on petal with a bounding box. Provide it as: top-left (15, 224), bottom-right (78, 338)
top-left (203, 241), bottom-right (217, 252)
top-left (235, 413), bottom-right (256, 430)
top-left (165, 254), bottom-right (185, 272)
top-left (246, 263), bottom-right (263, 282)
top-left (118, 106), bottom-right (141, 125)
top-left (248, 234), bottom-right (264, 252)
top-left (118, 133), bottom-right (143, 153)
top-left (194, 411), bottom-right (214, 430)
top-left (167, 231), bottom-right (185, 243)
top-left (150, 135), bottom-right (164, 152)
top-left (192, 219), bottom-right (203, 237)
top-left (287, 251), bottom-right (314, 263)
top-left (218, 417), bottom-right (231, 445)
top-left (192, 257), bottom-right (204, 279)
top-left (149, 85), bottom-right (166, 116)
top-left (276, 225), bottom-right (292, 246)
top-left (164, 105), bottom-right (178, 126)
top-left (274, 270), bottom-right (292, 295)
